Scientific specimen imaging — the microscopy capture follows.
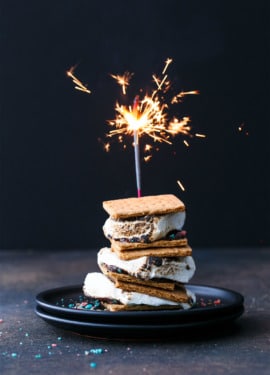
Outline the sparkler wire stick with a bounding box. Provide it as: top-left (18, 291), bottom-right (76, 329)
top-left (133, 95), bottom-right (142, 197)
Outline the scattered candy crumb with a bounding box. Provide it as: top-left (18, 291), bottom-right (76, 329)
top-left (196, 297), bottom-right (223, 308)
top-left (85, 348), bottom-right (104, 355)
top-left (1, 319), bottom-right (108, 369)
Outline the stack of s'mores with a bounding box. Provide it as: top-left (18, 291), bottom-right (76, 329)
top-left (83, 194), bottom-right (196, 311)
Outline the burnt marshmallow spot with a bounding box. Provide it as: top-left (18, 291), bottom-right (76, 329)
top-left (104, 264), bottom-right (127, 275)
top-left (148, 256), bottom-right (163, 267)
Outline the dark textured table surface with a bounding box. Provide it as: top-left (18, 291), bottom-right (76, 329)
top-left (1, 247), bottom-right (269, 375)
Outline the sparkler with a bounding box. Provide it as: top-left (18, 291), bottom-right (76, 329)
top-left (108, 58), bottom-right (205, 197)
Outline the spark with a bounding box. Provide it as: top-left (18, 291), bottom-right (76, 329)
top-left (195, 133), bottom-right (206, 138)
top-left (168, 117), bottom-right (191, 136)
top-left (171, 90), bottom-right (199, 104)
top-left (67, 66), bottom-right (91, 94)
top-left (144, 155), bottom-right (152, 162)
top-left (110, 72), bottom-right (134, 95)
top-left (104, 143), bottom-right (110, 152)
top-left (144, 144), bottom-right (152, 152)
top-left (177, 179), bottom-right (185, 192)
top-left (152, 74), bottom-right (169, 92)
top-left (238, 122), bottom-right (249, 136)
top-left (238, 123), bottom-right (244, 132)
top-left (162, 58), bottom-right (173, 74)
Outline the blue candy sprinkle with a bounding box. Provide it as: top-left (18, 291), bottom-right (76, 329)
top-left (90, 362), bottom-right (97, 368)
top-left (35, 354), bottom-right (42, 359)
top-left (90, 348), bottom-right (103, 354)
top-left (84, 304), bottom-right (93, 309)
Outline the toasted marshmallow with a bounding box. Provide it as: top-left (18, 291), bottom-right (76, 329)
top-left (98, 247), bottom-right (195, 283)
top-left (103, 211), bottom-right (186, 243)
top-left (83, 272), bottom-right (195, 308)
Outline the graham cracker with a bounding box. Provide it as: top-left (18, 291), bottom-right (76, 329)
top-left (114, 279), bottom-right (189, 303)
top-left (103, 194), bottom-right (185, 219)
top-left (103, 302), bottom-right (184, 312)
top-left (110, 237), bottom-right (188, 251)
top-left (99, 265), bottom-right (176, 291)
top-left (112, 245), bottom-right (192, 260)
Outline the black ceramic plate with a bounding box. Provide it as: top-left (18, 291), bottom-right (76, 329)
top-left (36, 284), bottom-right (244, 325)
top-left (35, 304), bottom-right (244, 340)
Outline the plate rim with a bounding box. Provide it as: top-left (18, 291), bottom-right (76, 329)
top-left (35, 304), bottom-right (245, 338)
top-left (36, 283), bottom-right (244, 321)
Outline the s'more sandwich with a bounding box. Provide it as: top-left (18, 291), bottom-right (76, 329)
top-left (102, 194), bottom-right (191, 260)
top-left (83, 194), bottom-right (196, 311)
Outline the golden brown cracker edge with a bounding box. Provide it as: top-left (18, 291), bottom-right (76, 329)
top-left (103, 302), bottom-right (184, 311)
top-left (114, 279), bottom-right (190, 303)
top-left (99, 265), bottom-right (177, 291)
top-left (112, 245), bottom-right (192, 260)
top-left (110, 237), bottom-right (188, 251)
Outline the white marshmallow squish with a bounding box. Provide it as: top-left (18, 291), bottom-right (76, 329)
top-left (98, 247), bottom-right (195, 283)
top-left (103, 211), bottom-right (186, 243)
top-left (83, 272), bottom-right (195, 308)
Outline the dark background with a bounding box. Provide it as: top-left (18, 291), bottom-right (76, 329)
top-left (1, 0), bottom-right (269, 249)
